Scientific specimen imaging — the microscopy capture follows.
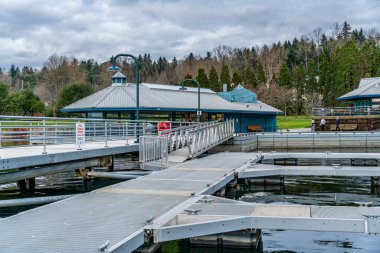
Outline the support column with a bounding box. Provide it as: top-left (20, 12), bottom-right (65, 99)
top-left (17, 180), bottom-right (27, 194)
top-left (26, 178), bottom-right (36, 194)
top-left (108, 156), bottom-right (114, 172)
top-left (371, 176), bottom-right (379, 187)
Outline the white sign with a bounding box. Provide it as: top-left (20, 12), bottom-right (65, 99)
top-left (76, 122), bottom-right (85, 148)
top-left (197, 110), bottom-right (202, 116)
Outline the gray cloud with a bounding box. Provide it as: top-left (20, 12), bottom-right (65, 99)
top-left (0, 0), bottom-right (379, 69)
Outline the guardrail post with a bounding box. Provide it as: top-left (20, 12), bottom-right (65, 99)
top-left (29, 122), bottom-right (32, 145)
top-left (104, 121), bottom-right (108, 148)
top-left (42, 120), bottom-right (47, 154)
top-left (125, 122), bottom-right (129, 145)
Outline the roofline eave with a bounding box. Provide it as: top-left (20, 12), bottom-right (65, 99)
top-left (337, 94), bottom-right (380, 101)
top-left (61, 107), bottom-right (281, 115)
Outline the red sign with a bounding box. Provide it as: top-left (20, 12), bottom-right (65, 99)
top-left (157, 122), bottom-right (171, 132)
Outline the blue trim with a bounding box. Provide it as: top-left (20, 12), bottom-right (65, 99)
top-left (61, 107), bottom-right (280, 115)
top-left (337, 94), bottom-right (380, 101)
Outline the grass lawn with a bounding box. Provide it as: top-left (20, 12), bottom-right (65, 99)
top-left (276, 115), bottom-right (312, 130)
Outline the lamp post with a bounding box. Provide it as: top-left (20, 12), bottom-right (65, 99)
top-left (179, 79), bottom-right (201, 122)
top-left (108, 54), bottom-right (140, 142)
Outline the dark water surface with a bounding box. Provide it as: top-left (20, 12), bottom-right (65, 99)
top-left (1, 156), bottom-right (380, 252)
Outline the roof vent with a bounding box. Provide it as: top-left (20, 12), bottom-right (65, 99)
top-left (111, 71), bottom-right (127, 86)
top-left (223, 83), bottom-right (228, 92)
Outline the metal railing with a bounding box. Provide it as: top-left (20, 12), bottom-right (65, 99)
top-left (312, 107), bottom-right (380, 117)
top-left (139, 136), bottom-right (168, 170)
top-left (0, 115), bottom-right (199, 154)
top-left (188, 120), bottom-right (235, 158)
top-left (159, 121), bottom-right (219, 153)
top-left (236, 131), bottom-right (380, 150)
top-left (139, 120), bottom-right (235, 168)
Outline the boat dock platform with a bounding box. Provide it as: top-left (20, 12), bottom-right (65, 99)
top-left (1, 152), bottom-right (380, 252)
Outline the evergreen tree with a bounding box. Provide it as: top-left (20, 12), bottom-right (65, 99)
top-left (332, 40), bottom-right (360, 97)
top-left (341, 21), bottom-right (351, 41)
top-left (293, 65), bottom-right (306, 114)
top-left (278, 63), bottom-right (292, 87)
top-left (9, 64), bottom-right (19, 86)
top-left (196, 68), bottom-right (209, 88)
top-left (319, 51), bottom-right (333, 106)
top-left (232, 71), bottom-right (242, 86)
top-left (220, 64), bottom-right (231, 90)
top-left (0, 82), bottom-right (8, 113)
top-left (244, 66), bottom-right (257, 88)
top-left (306, 59), bottom-right (317, 93)
top-left (256, 63), bottom-right (267, 86)
top-left (208, 66), bottom-right (219, 91)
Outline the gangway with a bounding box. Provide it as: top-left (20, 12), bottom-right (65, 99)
top-left (139, 120), bottom-right (235, 169)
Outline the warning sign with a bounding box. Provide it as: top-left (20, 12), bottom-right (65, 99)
top-left (157, 122), bottom-right (171, 132)
top-left (76, 122), bottom-right (85, 146)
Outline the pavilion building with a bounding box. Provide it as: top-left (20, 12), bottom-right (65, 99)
top-left (62, 72), bottom-right (282, 133)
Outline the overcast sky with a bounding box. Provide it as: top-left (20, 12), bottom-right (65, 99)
top-left (0, 0), bottom-right (379, 69)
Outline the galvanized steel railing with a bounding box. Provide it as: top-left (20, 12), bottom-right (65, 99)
top-left (139, 135), bottom-right (168, 170)
top-left (159, 121), bottom-right (219, 153)
top-left (236, 131), bottom-right (380, 150)
top-left (0, 115), bottom-right (198, 155)
top-left (0, 116), bottom-right (143, 151)
top-left (312, 107), bottom-right (380, 117)
top-left (187, 120), bottom-right (235, 158)
top-left (139, 120), bottom-right (235, 168)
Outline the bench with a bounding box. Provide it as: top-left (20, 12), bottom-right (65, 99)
top-left (247, 125), bottom-right (263, 132)
top-left (329, 124), bottom-right (358, 131)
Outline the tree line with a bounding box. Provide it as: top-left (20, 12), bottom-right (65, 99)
top-left (0, 21), bottom-right (379, 116)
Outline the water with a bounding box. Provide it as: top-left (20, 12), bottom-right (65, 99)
top-left (229, 176), bottom-right (380, 253)
top-left (1, 156), bottom-right (380, 252)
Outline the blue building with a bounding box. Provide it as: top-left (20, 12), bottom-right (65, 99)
top-left (337, 77), bottom-right (380, 108)
top-left (62, 72), bottom-right (281, 133)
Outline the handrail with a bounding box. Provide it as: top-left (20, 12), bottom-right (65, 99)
top-left (312, 106), bottom-right (380, 116)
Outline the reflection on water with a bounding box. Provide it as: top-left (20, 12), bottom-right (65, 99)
top-left (1, 155), bottom-right (380, 252)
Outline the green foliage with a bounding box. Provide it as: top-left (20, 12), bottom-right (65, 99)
top-left (244, 66), bottom-right (257, 88)
top-left (256, 63), bottom-right (266, 86)
top-left (219, 64), bottom-right (231, 89)
top-left (306, 60), bottom-right (317, 93)
top-left (3, 89), bottom-right (45, 116)
top-left (232, 71), bottom-right (242, 86)
top-left (208, 66), bottom-right (219, 91)
top-left (293, 65), bottom-right (306, 114)
top-left (56, 82), bottom-right (94, 111)
top-left (278, 63), bottom-right (292, 87)
top-left (196, 68), bottom-right (209, 88)
top-left (332, 40), bottom-right (361, 98)
top-left (0, 82), bottom-right (9, 112)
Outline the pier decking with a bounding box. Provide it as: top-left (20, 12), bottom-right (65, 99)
top-left (0, 153), bottom-right (253, 253)
top-left (1, 152), bottom-right (380, 252)
top-left (0, 140), bottom-right (139, 170)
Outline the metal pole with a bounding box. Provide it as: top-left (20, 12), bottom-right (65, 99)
top-left (179, 79), bottom-right (201, 123)
top-left (42, 119), bottom-right (47, 154)
top-left (136, 62), bottom-right (140, 143)
top-left (104, 121), bottom-right (108, 148)
top-left (109, 53), bottom-right (140, 143)
top-left (198, 83), bottom-right (201, 123)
